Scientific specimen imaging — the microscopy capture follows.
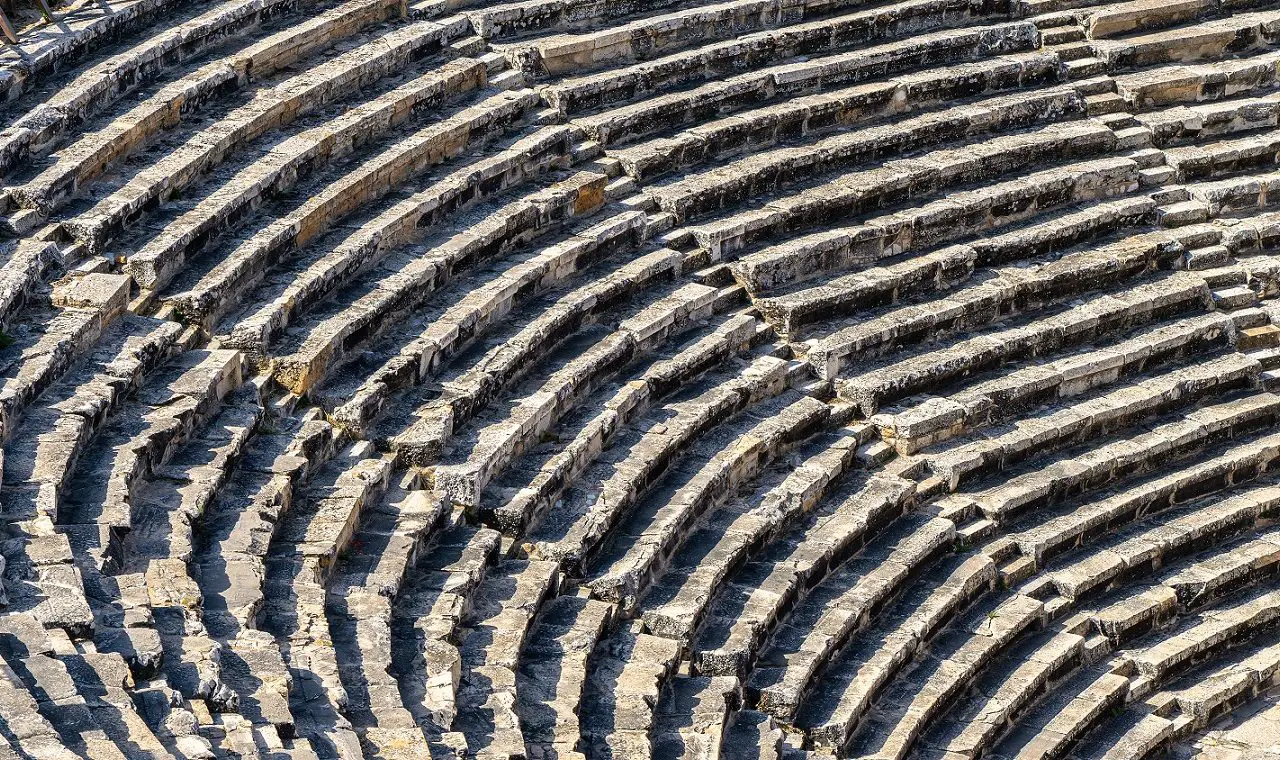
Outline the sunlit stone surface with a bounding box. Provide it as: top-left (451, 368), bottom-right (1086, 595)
top-left (2, 0), bottom-right (1280, 757)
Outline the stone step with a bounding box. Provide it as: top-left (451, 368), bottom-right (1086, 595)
top-left (918, 630), bottom-right (1086, 758)
top-left (650, 89), bottom-right (1093, 224)
top-left (747, 513), bottom-right (958, 721)
top-left (587, 391), bottom-right (830, 612)
top-left (1115, 49), bottom-right (1280, 110)
top-left (922, 351), bottom-right (1258, 493)
top-left (609, 50), bottom-right (1060, 184)
top-left (1012, 428), bottom-right (1280, 565)
top-left (976, 391), bottom-right (1280, 524)
top-left (1049, 482), bottom-right (1280, 601)
top-left (12, 19), bottom-right (469, 222)
top-left (0, 0), bottom-right (373, 175)
top-left (579, 630), bottom-right (682, 760)
top-left (739, 156), bottom-right (1142, 299)
top-left (516, 594), bottom-right (612, 756)
top-left (125, 87), bottom-right (546, 299)
top-left (484, 310), bottom-right (765, 535)
top-left (805, 591), bottom-right (1041, 753)
top-left (1091, 10), bottom-right (1280, 70)
top-left (991, 666), bottom-right (1129, 760)
top-left (542, 7), bottom-right (1033, 116)
top-left (639, 428), bottom-right (860, 642)
top-left (452, 559), bottom-right (560, 756)
top-left (524, 352), bottom-right (794, 571)
top-left (390, 521), bottom-right (500, 731)
top-left (574, 20), bottom-right (1039, 146)
top-left (691, 473), bottom-right (920, 680)
top-left (874, 309), bottom-right (1237, 454)
top-left (825, 272), bottom-right (1212, 409)
top-left (1082, 0), bottom-right (1215, 41)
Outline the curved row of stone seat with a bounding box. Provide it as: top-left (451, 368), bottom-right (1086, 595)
top-left (1, 315), bottom-right (182, 633)
top-left (9, 14), bottom-right (473, 230)
top-left (738, 155), bottom-right (1144, 304)
top-left (0, 612), bottom-right (177, 759)
top-left (872, 307), bottom-right (1238, 456)
top-left (585, 390), bottom-right (830, 611)
top-left (464, 0), bottom-right (684, 40)
top-left (920, 533), bottom-right (1280, 760)
top-left (256, 123), bottom-right (575, 395)
top-left (523, 352), bottom-right (796, 573)
top-left (321, 222), bottom-right (667, 442)
top-left (109, 76), bottom-right (534, 298)
top-left (922, 350), bottom-right (1258, 494)
top-left (820, 271), bottom-right (1212, 407)
top-left (1091, 9), bottom-right (1280, 72)
top-left (481, 309), bottom-right (769, 535)
top-left (515, 592), bottom-right (613, 759)
top-left (377, 253), bottom-right (729, 473)
top-left (747, 510), bottom-right (960, 723)
top-left (637, 427), bottom-right (861, 642)
top-left (430, 270), bottom-right (721, 511)
top-left (1097, 580), bottom-right (1280, 700)
top-left (1078, 0), bottom-right (1222, 41)
top-left (679, 117), bottom-right (1118, 275)
top-left (1114, 48), bottom-right (1280, 110)
top-left (0, 0), bottom-right (232, 103)
top-left (525, 0), bottom-right (869, 76)
top-left (0, 270), bottom-right (131, 443)
top-left (1163, 127), bottom-right (1280, 185)
top-left (197, 165), bottom-right (605, 346)
top-left (571, 19), bottom-right (1043, 147)
top-left (788, 550), bottom-right (1004, 749)
top-left (976, 390), bottom-right (1280, 526)
top-left (389, 519), bottom-right (500, 741)
top-left (1137, 91), bottom-right (1280, 150)
top-left (690, 471), bottom-right (920, 680)
top-left (541, 1), bottom-right (1029, 116)
top-left (1048, 483), bottom-right (1280, 604)
top-left (1011, 425), bottom-right (1280, 567)
top-left (647, 86), bottom-right (1091, 223)
top-left (608, 50), bottom-right (1062, 184)
top-left (0, 0), bottom-right (404, 189)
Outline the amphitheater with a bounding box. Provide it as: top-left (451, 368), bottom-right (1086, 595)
top-left (7, 0), bottom-right (1280, 758)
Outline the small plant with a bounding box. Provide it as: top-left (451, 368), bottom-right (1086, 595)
top-left (0, 330), bottom-right (14, 349)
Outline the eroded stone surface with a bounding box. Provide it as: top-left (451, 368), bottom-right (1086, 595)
top-left (4, 1), bottom-right (1280, 759)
